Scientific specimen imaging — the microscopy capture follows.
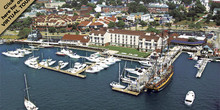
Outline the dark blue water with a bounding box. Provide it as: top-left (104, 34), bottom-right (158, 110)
top-left (0, 44), bottom-right (219, 110)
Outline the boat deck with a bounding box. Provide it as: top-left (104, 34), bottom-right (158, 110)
top-left (112, 87), bottom-right (140, 96)
top-left (39, 63), bottom-right (96, 78)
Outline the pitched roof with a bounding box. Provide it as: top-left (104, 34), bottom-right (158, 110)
top-left (62, 34), bottom-right (90, 43)
top-left (90, 29), bottom-right (107, 36)
top-left (78, 21), bottom-right (90, 27)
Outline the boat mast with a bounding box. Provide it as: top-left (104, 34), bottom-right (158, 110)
top-left (118, 63), bottom-right (120, 84)
top-left (24, 74), bottom-right (30, 101)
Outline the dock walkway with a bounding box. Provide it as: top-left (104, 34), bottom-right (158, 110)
top-left (196, 59), bottom-right (208, 78)
top-left (112, 87), bottom-right (140, 96)
top-left (39, 63), bottom-right (96, 78)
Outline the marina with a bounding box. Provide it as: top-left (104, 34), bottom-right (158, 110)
top-left (0, 44), bottom-right (219, 110)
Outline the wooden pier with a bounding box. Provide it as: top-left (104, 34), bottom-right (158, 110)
top-left (112, 87), bottom-right (140, 96)
top-left (39, 63), bottom-right (96, 78)
top-left (196, 59), bottom-right (208, 78)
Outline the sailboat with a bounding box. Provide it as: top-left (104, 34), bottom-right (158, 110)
top-left (110, 63), bottom-right (126, 89)
top-left (24, 74), bottom-right (38, 110)
top-left (145, 31), bottom-right (174, 92)
top-left (40, 27), bottom-right (53, 48)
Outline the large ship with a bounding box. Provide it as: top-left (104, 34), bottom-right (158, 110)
top-left (145, 53), bottom-right (174, 92)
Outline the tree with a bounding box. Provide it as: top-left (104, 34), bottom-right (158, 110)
top-left (167, 2), bottom-right (176, 10)
top-left (145, 26), bottom-right (160, 34)
top-left (108, 22), bottom-right (116, 28)
top-left (182, 0), bottom-right (193, 5)
top-left (48, 27), bottom-right (56, 33)
top-left (18, 28), bottom-right (31, 39)
top-left (95, 12), bottom-right (101, 18)
top-left (116, 20), bottom-right (125, 29)
top-left (60, 28), bottom-right (66, 33)
top-left (72, 22), bottom-right (79, 30)
top-left (116, 0), bottom-right (122, 5)
top-left (139, 20), bottom-right (147, 28)
top-left (61, 4), bottom-right (72, 8)
top-left (36, 12), bottom-right (45, 17)
top-left (194, 0), bottom-right (206, 13)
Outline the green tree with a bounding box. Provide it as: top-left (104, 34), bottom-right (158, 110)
top-left (116, 20), bottom-right (125, 29)
top-left (61, 4), bottom-right (72, 8)
top-left (139, 20), bottom-right (147, 28)
top-left (48, 27), bottom-right (56, 33)
top-left (108, 22), bottom-right (116, 28)
top-left (60, 28), bottom-right (66, 33)
top-left (18, 28), bottom-right (31, 39)
top-left (36, 12), bottom-right (45, 17)
top-left (72, 22), bottom-right (79, 30)
top-left (182, 0), bottom-right (193, 5)
top-left (95, 12), bottom-right (101, 18)
top-left (167, 2), bottom-right (176, 10)
top-left (194, 0), bottom-right (206, 13)
top-left (188, 37), bottom-right (197, 42)
top-left (145, 26), bottom-right (160, 34)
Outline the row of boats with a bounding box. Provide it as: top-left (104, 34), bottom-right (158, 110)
top-left (2, 48), bottom-right (32, 58)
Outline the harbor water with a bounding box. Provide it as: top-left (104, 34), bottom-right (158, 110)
top-left (0, 44), bottom-right (219, 110)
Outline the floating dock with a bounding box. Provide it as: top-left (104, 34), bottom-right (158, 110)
top-left (39, 63), bottom-right (96, 78)
top-left (196, 59), bottom-right (208, 78)
top-left (112, 87), bottom-right (140, 96)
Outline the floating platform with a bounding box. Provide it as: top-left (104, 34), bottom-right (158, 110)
top-left (112, 87), bottom-right (140, 96)
top-left (39, 63), bottom-right (96, 78)
top-left (196, 59), bottom-right (208, 78)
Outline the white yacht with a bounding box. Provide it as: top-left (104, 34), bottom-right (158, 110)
top-left (96, 62), bottom-right (109, 69)
top-left (2, 50), bottom-right (24, 58)
top-left (24, 56), bottom-right (41, 69)
top-left (85, 64), bottom-right (103, 73)
top-left (138, 60), bottom-right (152, 66)
top-left (67, 53), bottom-right (81, 59)
top-left (125, 67), bottom-right (147, 76)
top-left (39, 59), bottom-right (56, 67)
top-left (185, 91), bottom-right (195, 106)
top-left (55, 61), bottom-right (68, 69)
top-left (85, 52), bottom-right (101, 62)
top-left (24, 74), bottom-right (38, 110)
top-left (66, 62), bottom-right (87, 73)
top-left (110, 63), bottom-right (126, 89)
top-left (16, 48), bottom-right (32, 55)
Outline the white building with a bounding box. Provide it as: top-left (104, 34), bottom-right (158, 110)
top-left (141, 14), bottom-right (151, 22)
top-left (89, 29), bottom-right (168, 51)
top-left (44, 2), bottom-right (65, 9)
top-left (126, 15), bottom-right (135, 22)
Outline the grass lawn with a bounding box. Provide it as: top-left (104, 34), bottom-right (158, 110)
top-left (90, 45), bottom-right (150, 58)
top-left (0, 35), bottom-right (20, 39)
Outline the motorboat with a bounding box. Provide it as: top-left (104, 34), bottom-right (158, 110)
top-left (66, 62), bottom-right (87, 73)
top-left (2, 50), bottom-right (24, 58)
top-left (85, 64), bottom-right (103, 73)
top-left (39, 59), bottom-right (56, 67)
top-left (24, 74), bottom-right (38, 110)
top-left (96, 62), bottom-right (109, 69)
top-left (67, 53), bottom-right (81, 59)
top-left (125, 67), bottom-right (147, 76)
top-left (16, 48), bottom-right (32, 55)
top-left (138, 60), bottom-right (152, 66)
top-left (110, 81), bottom-right (126, 89)
top-left (85, 52), bottom-right (101, 62)
top-left (185, 91), bottom-right (195, 106)
top-left (24, 56), bottom-right (41, 69)
top-left (55, 61), bottom-right (68, 69)
top-left (56, 51), bottom-right (66, 56)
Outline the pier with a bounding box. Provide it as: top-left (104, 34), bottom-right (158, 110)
top-left (112, 87), bottom-right (140, 96)
top-left (39, 63), bottom-right (96, 78)
top-left (196, 59), bottom-right (209, 78)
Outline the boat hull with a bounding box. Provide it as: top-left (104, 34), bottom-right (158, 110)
top-left (145, 66), bottom-right (174, 92)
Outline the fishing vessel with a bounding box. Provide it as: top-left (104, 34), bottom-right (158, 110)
top-left (24, 74), bottom-right (38, 110)
top-left (110, 63), bottom-right (126, 89)
top-left (184, 91), bottom-right (195, 106)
